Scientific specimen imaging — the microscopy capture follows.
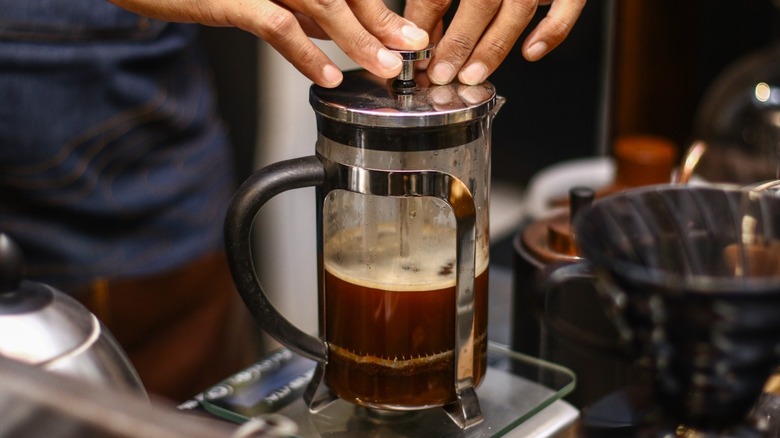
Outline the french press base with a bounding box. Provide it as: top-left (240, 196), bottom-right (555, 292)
top-left (304, 360), bottom-right (482, 429)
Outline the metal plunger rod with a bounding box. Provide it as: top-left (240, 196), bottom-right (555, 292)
top-left (399, 60), bottom-right (415, 81)
top-left (391, 45), bottom-right (433, 93)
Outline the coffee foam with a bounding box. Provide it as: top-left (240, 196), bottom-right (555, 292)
top-left (324, 225), bottom-right (488, 292)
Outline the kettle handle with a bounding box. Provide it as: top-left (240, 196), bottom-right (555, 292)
top-left (537, 262), bottom-right (618, 352)
top-left (224, 156), bottom-right (327, 363)
top-left (538, 262), bottom-right (637, 354)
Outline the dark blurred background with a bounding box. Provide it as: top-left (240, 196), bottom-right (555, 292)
top-left (199, 0), bottom-right (778, 187)
top-left (487, 0), bottom-right (777, 186)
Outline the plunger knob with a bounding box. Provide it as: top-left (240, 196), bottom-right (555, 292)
top-left (392, 45), bottom-right (433, 94)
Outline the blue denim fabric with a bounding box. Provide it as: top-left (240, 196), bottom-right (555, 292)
top-left (0, 1), bottom-right (236, 290)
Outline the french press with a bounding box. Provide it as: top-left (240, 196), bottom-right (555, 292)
top-left (225, 47), bottom-right (502, 429)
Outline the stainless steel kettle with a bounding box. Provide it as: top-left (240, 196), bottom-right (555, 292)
top-left (0, 233), bottom-right (146, 396)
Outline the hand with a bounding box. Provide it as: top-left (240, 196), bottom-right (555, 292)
top-left (404, 0), bottom-right (586, 85)
top-left (108, 0), bottom-right (430, 88)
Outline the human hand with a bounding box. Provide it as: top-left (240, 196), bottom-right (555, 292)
top-left (404, 0), bottom-right (586, 85)
top-left (108, 0), bottom-right (430, 88)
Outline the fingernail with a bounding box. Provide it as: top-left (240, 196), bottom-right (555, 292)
top-left (322, 64), bottom-right (343, 87)
top-left (459, 62), bottom-right (488, 85)
top-left (526, 41), bottom-right (548, 61)
top-left (401, 24), bottom-right (428, 45)
top-left (430, 62), bottom-right (455, 85)
top-left (377, 48), bottom-right (402, 71)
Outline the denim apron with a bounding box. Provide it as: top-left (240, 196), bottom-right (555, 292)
top-left (0, 1), bottom-right (236, 291)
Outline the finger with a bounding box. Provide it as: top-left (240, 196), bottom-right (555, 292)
top-left (238, 2), bottom-right (344, 87)
top-left (346, 0), bottom-right (429, 50)
top-left (432, 20), bottom-right (444, 43)
top-left (292, 0), bottom-right (405, 79)
top-left (522, 0), bottom-right (586, 61)
top-left (403, 0), bottom-right (452, 37)
top-left (414, 20), bottom-right (443, 70)
top-left (457, 0), bottom-right (538, 85)
top-left (426, 0), bottom-right (504, 85)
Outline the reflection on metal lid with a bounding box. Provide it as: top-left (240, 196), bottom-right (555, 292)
top-left (310, 70), bottom-right (497, 128)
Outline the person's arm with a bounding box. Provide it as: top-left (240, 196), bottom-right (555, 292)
top-left (404, 0), bottom-right (586, 85)
top-left (108, 0), bottom-right (429, 88)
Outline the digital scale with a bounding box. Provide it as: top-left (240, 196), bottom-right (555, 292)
top-left (180, 343), bottom-right (578, 437)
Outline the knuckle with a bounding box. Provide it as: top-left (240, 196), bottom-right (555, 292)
top-left (426, 0), bottom-right (453, 15)
top-left (542, 0), bottom-right (587, 39)
top-left (545, 14), bottom-right (574, 38)
top-left (469, 0), bottom-right (501, 14)
top-left (311, 0), bottom-right (343, 13)
top-left (442, 33), bottom-right (477, 59)
top-left (482, 36), bottom-right (512, 61)
top-left (405, 0), bottom-right (451, 31)
top-left (373, 8), bottom-right (399, 31)
top-left (263, 9), bottom-right (298, 37)
top-left (350, 31), bottom-right (377, 55)
top-left (296, 45), bottom-right (323, 68)
top-left (513, 0), bottom-right (538, 17)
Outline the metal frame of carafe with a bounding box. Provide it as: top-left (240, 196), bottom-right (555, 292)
top-left (304, 158), bottom-right (484, 429)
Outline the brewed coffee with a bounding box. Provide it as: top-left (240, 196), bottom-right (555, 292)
top-left (323, 225), bottom-right (488, 408)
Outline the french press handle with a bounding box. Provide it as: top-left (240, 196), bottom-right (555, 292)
top-left (224, 153), bottom-right (481, 368)
top-left (224, 156), bottom-right (328, 362)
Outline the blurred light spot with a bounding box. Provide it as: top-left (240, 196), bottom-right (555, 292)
top-left (756, 82), bottom-right (771, 102)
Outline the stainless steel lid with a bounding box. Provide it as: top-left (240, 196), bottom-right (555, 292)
top-left (309, 48), bottom-right (497, 128)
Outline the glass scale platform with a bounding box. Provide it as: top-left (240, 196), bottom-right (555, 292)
top-left (181, 342), bottom-right (576, 437)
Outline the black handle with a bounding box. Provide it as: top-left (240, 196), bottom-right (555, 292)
top-left (224, 156), bottom-right (327, 362)
top-left (537, 262), bottom-right (617, 351)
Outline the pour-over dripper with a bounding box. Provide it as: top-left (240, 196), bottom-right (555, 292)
top-left (573, 184), bottom-right (780, 434)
